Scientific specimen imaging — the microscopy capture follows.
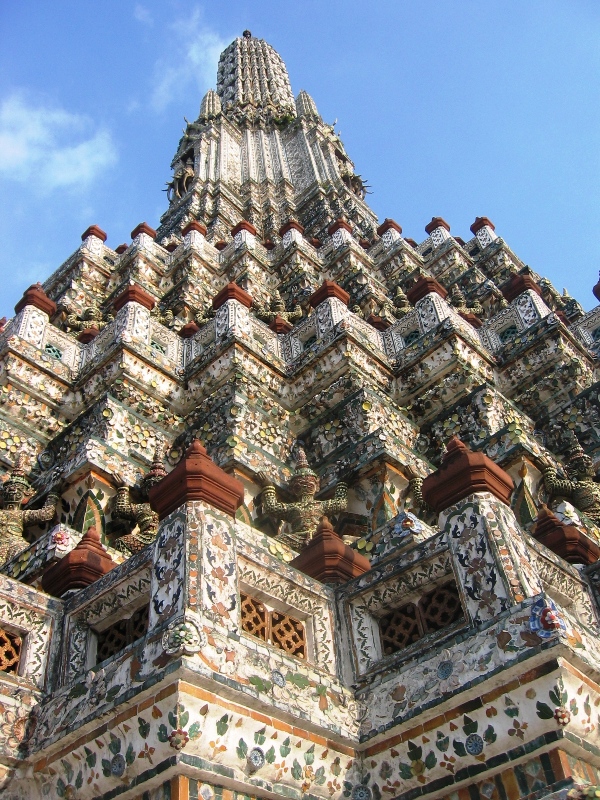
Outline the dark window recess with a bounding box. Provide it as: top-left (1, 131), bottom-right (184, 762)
top-left (404, 329), bottom-right (421, 346)
top-left (380, 602), bottom-right (420, 653)
top-left (0, 628), bottom-right (22, 674)
top-left (240, 592), bottom-right (306, 659)
top-left (499, 324), bottom-right (518, 344)
top-left (592, 327), bottom-right (600, 342)
top-left (380, 581), bottom-right (464, 656)
top-left (96, 604), bottom-right (149, 664)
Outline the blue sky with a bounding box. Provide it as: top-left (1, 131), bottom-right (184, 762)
top-left (1, 1), bottom-right (599, 316)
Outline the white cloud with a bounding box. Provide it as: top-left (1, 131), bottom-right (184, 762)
top-left (150, 9), bottom-right (230, 112)
top-left (0, 94), bottom-right (117, 192)
top-left (134, 4), bottom-right (153, 26)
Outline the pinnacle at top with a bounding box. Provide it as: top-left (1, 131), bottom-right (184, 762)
top-left (216, 32), bottom-right (296, 116)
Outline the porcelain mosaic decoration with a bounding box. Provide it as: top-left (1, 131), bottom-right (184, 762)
top-left (0, 29), bottom-right (599, 800)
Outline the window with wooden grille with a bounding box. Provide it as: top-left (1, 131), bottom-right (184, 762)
top-left (240, 592), bottom-right (306, 659)
top-left (380, 581), bottom-right (464, 657)
top-left (0, 628), bottom-right (22, 674)
top-left (96, 604), bottom-right (149, 664)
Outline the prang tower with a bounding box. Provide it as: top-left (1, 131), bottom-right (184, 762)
top-left (2, 31), bottom-right (600, 800)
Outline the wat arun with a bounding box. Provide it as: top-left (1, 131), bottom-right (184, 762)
top-left (2, 30), bottom-right (600, 800)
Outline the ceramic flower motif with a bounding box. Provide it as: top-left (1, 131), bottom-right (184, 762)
top-left (168, 728), bottom-right (190, 750)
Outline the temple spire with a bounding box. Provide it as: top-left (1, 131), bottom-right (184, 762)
top-left (216, 32), bottom-right (296, 116)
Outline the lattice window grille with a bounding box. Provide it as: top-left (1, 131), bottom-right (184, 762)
top-left (240, 593), bottom-right (267, 640)
top-left (498, 324), bottom-right (518, 345)
top-left (380, 602), bottom-right (422, 655)
top-left (240, 591), bottom-right (306, 659)
top-left (96, 619), bottom-right (128, 664)
top-left (271, 611), bottom-right (306, 658)
top-left (419, 583), bottom-right (463, 633)
top-left (0, 628), bottom-right (22, 674)
top-left (44, 343), bottom-right (63, 361)
top-left (379, 581), bottom-right (464, 657)
top-left (95, 603), bottom-right (150, 665)
top-left (130, 605), bottom-right (150, 641)
top-left (403, 329), bottom-right (421, 346)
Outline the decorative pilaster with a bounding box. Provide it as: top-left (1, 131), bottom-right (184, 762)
top-left (231, 220), bottom-right (257, 249)
top-left (376, 218), bottom-right (403, 249)
top-left (424, 216), bottom-right (451, 246)
top-left (182, 220), bottom-right (207, 250)
top-left (279, 219), bottom-right (304, 247)
top-left (11, 283), bottom-right (57, 348)
top-left (80, 225), bottom-right (107, 257)
top-left (328, 218), bottom-right (353, 247)
top-left (423, 438), bottom-right (542, 623)
top-left (148, 440), bottom-right (244, 641)
top-left (470, 216), bottom-right (498, 248)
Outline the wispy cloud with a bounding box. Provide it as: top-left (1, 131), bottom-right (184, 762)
top-left (133, 4), bottom-right (153, 26)
top-left (149, 9), bottom-right (230, 112)
top-left (0, 94), bottom-right (117, 193)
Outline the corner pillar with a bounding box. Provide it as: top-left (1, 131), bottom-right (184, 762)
top-left (423, 437), bottom-right (542, 624)
top-left (148, 440), bottom-right (245, 650)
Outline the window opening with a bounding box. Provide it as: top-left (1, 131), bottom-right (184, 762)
top-left (379, 581), bottom-right (463, 657)
top-left (240, 593), bottom-right (267, 640)
top-left (240, 592), bottom-right (306, 659)
top-left (498, 325), bottom-right (518, 345)
top-left (150, 340), bottom-right (167, 355)
top-left (0, 628), bottom-right (22, 674)
top-left (404, 329), bottom-right (420, 346)
top-left (44, 343), bottom-right (63, 360)
top-left (96, 604), bottom-right (149, 664)
top-left (271, 611), bottom-right (306, 658)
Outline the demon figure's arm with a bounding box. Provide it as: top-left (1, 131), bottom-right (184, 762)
top-left (542, 465), bottom-right (575, 499)
top-left (260, 484), bottom-right (294, 520)
top-left (22, 492), bottom-right (60, 528)
top-left (405, 466), bottom-right (432, 515)
top-left (113, 485), bottom-right (138, 523)
top-left (323, 481), bottom-right (348, 515)
top-left (286, 304), bottom-right (303, 325)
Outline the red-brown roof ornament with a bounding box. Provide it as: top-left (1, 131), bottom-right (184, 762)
top-left (14, 283), bottom-right (57, 317)
top-left (533, 505), bottom-right (600, 565)
top-left (290, 516), bottom-right (370, 583)
top-left (149, 439), bottom-right (244, 519)
top-left (212, 282), bottom-right (253, 310)
top-left (309, 280), bottom-right (350, 308)
top-left (422, 437), bottom-right (514, 512)
top-left (406, 275), bottom-right (448, 304)
top-left (41, 526), bottom-right (115, 597)
top-left (81, 225), bottom-right (107, 242)
top-left (501, 268), bottom-right (543, 303)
